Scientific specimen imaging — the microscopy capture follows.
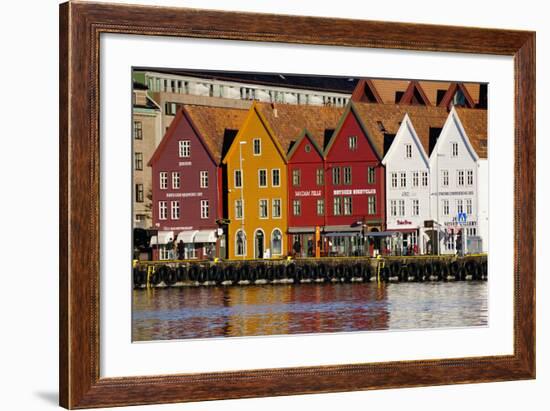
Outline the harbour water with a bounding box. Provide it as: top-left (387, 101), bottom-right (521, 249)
top-left (132, 282), bottom-right (487, 341)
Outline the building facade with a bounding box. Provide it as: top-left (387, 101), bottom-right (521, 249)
top-left (323, 103), bottom-right (386, 257)
top-left (148, 107), bottom-right (222, 260)
top-left (429, 107), bottom-right (480, 255)
top-left (222, 103), bottom-right (288, 260)
top-left (382, 114), bottom-right (431, 255)
top-left (132, 83), bottom-right (161, 230)
top-left (286, 131), bottom-right (326, 258)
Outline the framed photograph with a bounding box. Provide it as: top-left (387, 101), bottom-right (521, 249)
top-left (59, 1), bottom-right (535, 408)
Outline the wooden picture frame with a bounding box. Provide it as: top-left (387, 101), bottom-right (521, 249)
top-left (59, 1), bottom-right (535, 408)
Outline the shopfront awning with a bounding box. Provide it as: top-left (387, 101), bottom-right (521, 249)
top-left (390, 228), bottom-right (419, 233)
top-left (149, 231), bottom-right (174, 246)
top-left (323, 225), bottom-right (361, 233)
top-left (194, 229), bottom-right (217, 243)
top-left (365, 231), bottom-right (402, 237)
top-left (288, 227), bottom-right (316, 234)
top-left (176, 230), bottom-right (198, 244)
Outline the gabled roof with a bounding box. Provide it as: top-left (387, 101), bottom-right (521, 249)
top-left (429, 107), bottom-right (480, 164)
top-left (399, 80), bottom-right (431, 106)
top-left (183, 105), bottom-right (248, 162)
top-left (351, 102), bottom-right (449, 157)
top-left (148, 105), bottom-right (247, 166)
top-left (438, 83), bottom-right (476, 109)
top-left (286, 129), bottom-right (325, 160)
top-left (455, 107), bottom-right (488, 159)
top-left (381, 113), bottom-right (430, 167)
top-left (324, 102), bottom-right (383, 161)
top-left (254, 102), bottom-right (344, 154)
top-left (350, 79), bottom-right (383, 103)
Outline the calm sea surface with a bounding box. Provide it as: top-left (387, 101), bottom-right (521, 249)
top-left (132, 282), bottom-right (487, 341)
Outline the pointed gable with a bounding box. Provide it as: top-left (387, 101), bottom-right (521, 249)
top-left (429, 107), bottom-right (479, 166)
top-left (324, 102), bottom-right (383, 161)
top-left (382, 113), bottom-right (430, 168)
top-left (287, 129), bottom-right (324, 163)
top-left (351, 79), bottom-right (383, 103)
top-left (399, 80), bottom-right (431, 106)
top-left (438, 83), bottom-right (476, 110)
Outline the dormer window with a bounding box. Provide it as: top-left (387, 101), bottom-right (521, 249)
top-left (405, 144), bottom-right (412, 158)
top-left (348, 136), bottom-right (357, 150)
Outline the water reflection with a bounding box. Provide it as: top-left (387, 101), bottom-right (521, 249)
top-left (132, 282), bottom-right (487, 341)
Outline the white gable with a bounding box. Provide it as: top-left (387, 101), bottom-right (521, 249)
top-left (382, 113), bottom-right (429, 170)
top-left (429, 107), bottom-right (479, 167)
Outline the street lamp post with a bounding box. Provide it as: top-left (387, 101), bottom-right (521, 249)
top-left (239, 141), bottom-right (246, 260)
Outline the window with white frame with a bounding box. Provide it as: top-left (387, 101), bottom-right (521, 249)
top-left (178, 140), bottom-right (190, 158)
top-left (451, 142), bottom-right (459, 157)
top-left (457, 170), bottom-right (465, 186)
top-left (172, 172), bottom-right (180, 189)
top-left (391, 172), bottom-right (398, 188)
top-left (317, 199), bottom-right (325, 216)
top-left (158, 201), bottom-right (167, 220)
top-left (422, 171), bottom-right (428, 186)
top-left (446, 234), bottom-right (455, 251)
top-left (344, 197), bottom-right (353, 215)
top-left (258, 169), bottom-right (268, 187)
top-left (367, 195), bottom-right (376, 215)
top-left (332, 167), bottom-right (341, 185)
top-left (467, 169), bottom-right (474, 185)
top-left (333, 197), bottom-right (342, 215)
top-left (133, 121), bottom-right (143, 139)
top-left (159, 247), bottom-right (170, 261)
top-left (271, 229), bottom-right (282, 255)
top-left (171, 201), bottom-right (180, 220)
top-left (234, 169), bottom-right (242, 188)
top-left (343, 167), bottom-right (352, 185)
top-left (412, 199), bottom-right (419, 216)
top-left (200, 171), bottom-right (209, 188)
top-left (272, 199), bottom-right (281, 218)
top-left (253, 138), bottom-right (261, 155)
top-left (235, 199), bottom-right (243, 220)
top-left (443, 199), bottom-right (450, 216)
top-left (259, 199), bottom-right (268, 219)
top-left (457, 199), bottom-right (464, 214)
top-left (235, 230), bottom-right (246, 256)
top-left (159, 172), bottom-right (168, 189)
top-left (412, 171), bottom-right (419, 187)
top-left (390, 200), bottom-right (397, 217)
top-left (293, 199), bottom-right (301, 216)
top-left (292, 169), bottom-right (301, 186)
top-left (368, 167), bottom-right (375, 184)
top-left (400, 171), bottom-right (407, 188)
top-left (272, 169), bottom-right (280, 187)
top-left (348, 136), bottom-right (357, 150)
top-left (200, 200), bottom-right (209, 219)
top-left (466, 199), bottom-right (473, 215)
top-left (442, 170), bottom-right (449, 186)
top-left (405, 144), bottom-right (412, 158)
top-left (316, 168), bottom-right (324, 186)
top-left (398, 200), bottom-right (405, 216)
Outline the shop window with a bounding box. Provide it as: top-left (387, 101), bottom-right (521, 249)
top-left (235, 230), bottom-right (246, 256)
top-left (271, 229), bottom-right (282, 255)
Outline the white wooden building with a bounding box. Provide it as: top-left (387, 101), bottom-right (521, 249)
top-left (429, 107), bottom-right (480, 255)
top-left (382, 114), bottom-right (431, 255)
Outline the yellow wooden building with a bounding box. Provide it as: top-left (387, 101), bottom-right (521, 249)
top-left (222, 102), bottom-right (288, 260)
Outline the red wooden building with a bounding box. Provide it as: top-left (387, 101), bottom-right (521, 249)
top-left (148, 105), bottom-right (246, 260)
top-left (323, 103), bottom-right (386, 257)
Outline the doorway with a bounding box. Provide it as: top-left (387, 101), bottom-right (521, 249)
top-left (254, 230), bottom-right (264, 259)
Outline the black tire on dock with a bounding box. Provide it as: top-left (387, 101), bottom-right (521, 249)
top-left (441, 263), bottom-right (451, 281)
top-left (408, 263), bottom-right (419, 282)
top-left (398, 265), bottom-right (408, 282)
top-left (208, 265), bottom-right (222, 284)
top-left (317, 263), bottom-right (328, 280)
top-left (473, 261), bottom-right (483, 281)
top-left (481, 260), bottom-right (488, 280)
top-left (188, 265), bottom-right (199, 282)
top-left (240, 264), bottom-right (251, 282)
top-left (265, 265), bottom-right (274, 282)
top-left (457, 264), bottom-right (467, 281)
top-left (465, 260), bottom-right (476, 278)
top-left (432, 261), bottom-right (443, 281)
top-left (450, 261), bottom-right (460, 277)
top-left (197, 266), bottom-right (208, 283)
top-left (286, 264), bottom-right (296, 280)
top-left (256, 264), bottom-right (266, 280)
top-left (133, 267), bottom-right (146, 287)
top-left (275, 264), bottom-right (285, 280)
top-left (176, 265), bottom-right (187, 282)
top-left (163, 266), bottom-right (177, 286)
top-left (380, 266), bottom-right (390, 282)
top-left (149, 269), bottom-right (162, 286)
top-left (423, 263), bottom-right (433, 281)
top-left (389, 262), bottom-right (400, 277)
top-left (223, 265), bottom-right (235, 283)
top-left (361, 263), bottom-right (372, 281)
